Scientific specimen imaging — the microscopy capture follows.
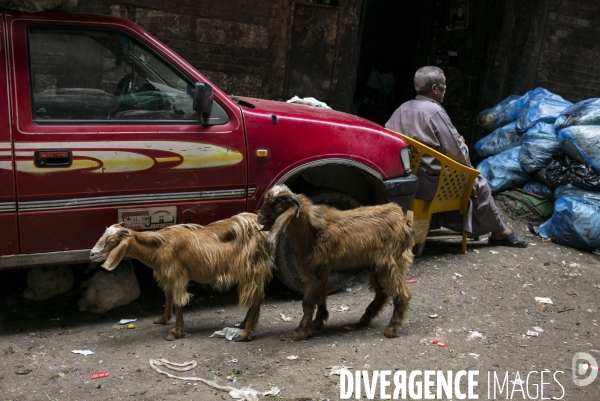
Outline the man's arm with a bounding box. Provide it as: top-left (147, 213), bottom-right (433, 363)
top-left (430, 110), bottom-right (471, 166)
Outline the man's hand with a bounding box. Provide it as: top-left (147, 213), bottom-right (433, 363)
top-left (460, 135), bottom-right (466, 143)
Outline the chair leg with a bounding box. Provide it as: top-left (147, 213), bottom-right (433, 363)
top-left (461, 231), bottom-right (468, 254)
top-left (413, 242), bottom-right (426, 257)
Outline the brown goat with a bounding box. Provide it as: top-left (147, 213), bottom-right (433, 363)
top-left (90, 213), bottom-right (273, 341)
top-left (257, 185), bottom-right (414, 340)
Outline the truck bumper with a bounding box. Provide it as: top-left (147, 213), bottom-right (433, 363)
top-left (384, 174), bottom-right (419, 213)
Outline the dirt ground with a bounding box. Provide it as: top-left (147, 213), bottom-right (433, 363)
top-left (1, 211), bottom-right (599, 400)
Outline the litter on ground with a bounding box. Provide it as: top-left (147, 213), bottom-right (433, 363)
top-left (72, 350), bottom-right (94, 356)
top-left (535, 297), bottom-right (553, 304)
top-left (209, 327), bottom-right (243, 341)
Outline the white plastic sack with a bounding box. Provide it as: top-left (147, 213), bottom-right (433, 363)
top-left (286, 96), bottom-right (332, 109)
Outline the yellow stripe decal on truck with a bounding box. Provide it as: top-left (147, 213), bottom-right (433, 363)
top-left (7, 141), bottom-right (243, 174)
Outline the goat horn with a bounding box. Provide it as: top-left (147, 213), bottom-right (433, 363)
top-left (291, 194), bottom-right (301, 218)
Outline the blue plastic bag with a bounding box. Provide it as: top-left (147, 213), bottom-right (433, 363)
top-left (518, 122), bottom-right (560, 172)
top-left (539, 197), bottom-right (600, 251)
top-left (477, 94), bottom-right (521, 132)
top-left (554, 184), bottom-right (600, 206)
top-left (554, 98), bottom-right (600, 130)
top-left (557, 125), bottom-right (600, 173)
top-left (515, 88), bottom-right (572, 133)
top-left (474, 122), bottom-right (521, 158)
top-left (523, 180), bottom-right (554, 199)
top-left (476, 147), bottom-right (530, 193)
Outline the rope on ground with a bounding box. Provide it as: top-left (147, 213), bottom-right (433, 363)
top-left (149, 358), bottom-right (260, 401)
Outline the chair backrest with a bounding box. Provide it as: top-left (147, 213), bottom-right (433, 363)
top-left (390, 130), bottom-right (480, 215)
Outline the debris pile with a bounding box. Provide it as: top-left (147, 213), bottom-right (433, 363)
top-left (476, 89), bottom-right (600, 252)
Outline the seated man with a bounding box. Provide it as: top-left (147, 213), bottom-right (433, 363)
top-left (385, 66), bottom-right (527, 248)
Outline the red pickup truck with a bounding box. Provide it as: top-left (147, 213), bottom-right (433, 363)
top-left (0, 11), bottom-right (417, 292)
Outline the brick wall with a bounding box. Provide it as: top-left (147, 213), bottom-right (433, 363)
top-left (76, 0), bottom-right (289, 100)
top-left (74, 0), bottom-right (362, 111)
top-left (523, 0), bottom-right (600, 103)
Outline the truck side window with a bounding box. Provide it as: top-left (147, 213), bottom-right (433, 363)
top-left (28, 27), bottom-right (216, 123)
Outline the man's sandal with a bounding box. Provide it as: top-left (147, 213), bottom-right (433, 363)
top-left (488, 231), bottom-right (528, 248)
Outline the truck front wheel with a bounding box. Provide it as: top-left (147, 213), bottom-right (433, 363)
top-left (274, 188), bottom-right (361, 294)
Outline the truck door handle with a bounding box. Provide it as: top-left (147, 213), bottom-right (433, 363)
top-left (35, 149), bottom-right (72, 167)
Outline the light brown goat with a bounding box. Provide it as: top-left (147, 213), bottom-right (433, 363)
top-left (90, 213), bottom-right (273, 341)
top-left (257, 185), bottom-right (414, 340)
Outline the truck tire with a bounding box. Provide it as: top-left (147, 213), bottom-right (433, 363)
top-left (274, 188), bottom-right (361, 294)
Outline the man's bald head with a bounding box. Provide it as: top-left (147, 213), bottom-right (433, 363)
top-left (414, 66), bottom-right (446, 103)
top-left (414, 66), bottom-right (444, 95)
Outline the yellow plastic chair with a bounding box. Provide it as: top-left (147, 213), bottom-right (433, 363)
top-left (388, 130), bottom-right (480, 257)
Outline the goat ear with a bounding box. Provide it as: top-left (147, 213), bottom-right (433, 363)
top-left (267, 206), bottom-right (297, 245)
top-left (118, 222), bottom-right (125, 227)
top-left (101, 236), bottom-right (130, 271)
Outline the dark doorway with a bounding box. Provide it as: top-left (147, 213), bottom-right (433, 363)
top-left (353, 0), bottom-right (424, 126)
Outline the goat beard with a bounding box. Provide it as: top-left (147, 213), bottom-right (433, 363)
top-left (259, 223), bottom-right (273, 231)
top-left (102, 237), bottom-right (131, 271)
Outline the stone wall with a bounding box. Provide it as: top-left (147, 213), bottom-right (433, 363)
top-left (75, 0), bottom-right (363, 112)
top-left (72, 0), bottom-right (600, 145)
top-left (514, 0), bottom-right (600, 102)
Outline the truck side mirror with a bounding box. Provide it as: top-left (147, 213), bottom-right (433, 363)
top-left (193, 82), bottom-right (214, 118)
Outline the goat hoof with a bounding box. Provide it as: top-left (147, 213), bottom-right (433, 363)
top-left (235, 333), bottom-right (252, 342)
top-left (383, 326), bottom-right (399, 338)
top-left (358, 317), bottom-right (371, 327)
top-left (164, 330), bottom-right (186, 341)
top-left (154, 317), bottom-right (170, 325)
top-left (292, 330), bottom-right (310, 341)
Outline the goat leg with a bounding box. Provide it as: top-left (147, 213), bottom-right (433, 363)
top-left (359, 273), bottom-right (389, 326)
top-left (311, 281), bottom-right (329, 330)
top-left (384, 286), bottom-right (412, 338)
top-left (165, 305), bottom-right (185, 341)
top-left (154, 289), bottom-right (173, 325)
top-left (293, 296), bottom-right (318, 341)
top-left (313, 304), bottom-right (329, 330)
top-left (236, 303), bottom-right (261, 342)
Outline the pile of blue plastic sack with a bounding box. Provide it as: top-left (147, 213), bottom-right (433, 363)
top-left (475, 89), bottom-right (600, 252)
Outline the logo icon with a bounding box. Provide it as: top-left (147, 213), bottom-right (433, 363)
top-left (572, 352), bottom-right (598, 386)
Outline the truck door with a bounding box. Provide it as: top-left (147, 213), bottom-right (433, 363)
top-left (0, 14), bottom-right (19, 256)
top-left (7, 13), bottom-right (247, 254)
